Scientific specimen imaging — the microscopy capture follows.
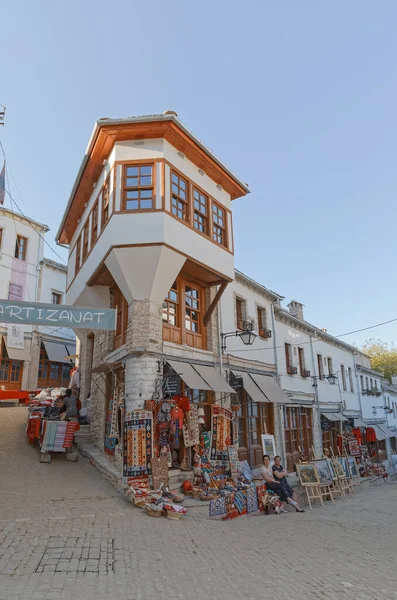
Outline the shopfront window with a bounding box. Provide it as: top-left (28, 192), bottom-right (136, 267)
top-left (0, 341), bottom-right (23, 389)
top-left (237, 389), bottom-right (273, 467)
top-left (284, 406), bottom-right (313, 472)
top-left (38, 344), bottom-right (68, 388)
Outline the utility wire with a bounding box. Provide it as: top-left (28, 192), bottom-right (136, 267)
top-left (0, 138), bottom-right (67, 264)
top-left (227, 316), bottom-right (397, 353)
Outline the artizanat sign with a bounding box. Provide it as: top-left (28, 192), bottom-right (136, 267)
top-left (0, 299), bottom-right (116, 330)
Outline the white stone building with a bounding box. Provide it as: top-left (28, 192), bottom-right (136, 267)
top-left (0, 206), bottom-right (75, 391)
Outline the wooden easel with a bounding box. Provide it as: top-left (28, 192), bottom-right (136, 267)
top-left (330, 448), bottom-right (354, 496)
top-left (302, 483), bottom-right (324, 510)
top-left (310, 445), bottom-right (335, 504)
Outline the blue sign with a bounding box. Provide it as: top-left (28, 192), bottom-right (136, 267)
top-left (0, 299), bottom-right (116, 330)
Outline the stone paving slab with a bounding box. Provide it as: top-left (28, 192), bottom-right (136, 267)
top-left (1, 407), bottom-right (397, 600)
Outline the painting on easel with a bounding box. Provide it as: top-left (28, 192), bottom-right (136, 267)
top-left (296, 464), bottom-right (320, 486)
top-left (311, 459), bottom-right (333, 486)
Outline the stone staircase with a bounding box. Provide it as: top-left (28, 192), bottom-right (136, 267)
top-left (74, 424), bottom-right (91, 446)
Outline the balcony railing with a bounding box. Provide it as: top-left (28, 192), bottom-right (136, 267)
top-left (287, 366), bottom-right (298, 375)
top-left (301, 369), bottom-right (311, 378)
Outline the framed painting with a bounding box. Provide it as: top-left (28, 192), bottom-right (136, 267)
top-left (261, 434), bottom-right (276, 466)
top-left (326, 458), bottom-right (337, 480)
top-left (311, 459), bottom-right (333, 486)
top-left (332, 458), bottom-right (346, 478)
top-left (347, 457), bottom-right (358, 478)
top-left (296, 464), bottom-right (320, 486)
top-left (338, 457), bottom-right (350, 478)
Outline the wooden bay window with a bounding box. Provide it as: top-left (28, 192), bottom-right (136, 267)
top-left (111, 286), bottom-right (129, 349)
top-left (82, 220), bottom-right (89, 261)
top-left (102, 177), bottom-right (110, 229)
top-left (91, 200), bottom-right (99, 246)
top-left (193, 188), bottom-right (208, 234)
top-left (162, 277), bottom-right (205, 349)
top-left (123, 164), bottom-right (154, 211)
top-left (212, 202), bottom-right (226, 246)
top-left (171, 171), bottom-right (188, 221)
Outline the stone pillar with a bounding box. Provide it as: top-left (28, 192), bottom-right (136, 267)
top-left (124, 299), bottom-right (163, 412)
top-left (23, 331), bottom-right (41, 390)
top-left (273, 404), bottom-right (286, 464)
top-left (312, 405), bottom-right (323, 458)
top-left (88, 330), bottom-right (114, 448)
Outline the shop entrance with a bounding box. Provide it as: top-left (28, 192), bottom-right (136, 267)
top-left (284, 406), bottom-right (313, 472)
top-left (236, 390), bottom-right (274, 468)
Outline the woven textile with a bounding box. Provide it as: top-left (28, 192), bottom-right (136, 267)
top-left (209, 497), bottom-right (226, 520)
top-left (246, 483), bottom-right (260, 515)
top-left (63, 422), bottom-right (79, 448)
top-left (210, 406), bottom-right (232, 463)
top-left (183, 405), bottom-right (200, 448)
top-left (123, 411), bottom-right (153, 478)
top-left (151, 455), bottom-right (169, 489)
top-left (228, 446), bottom-right (241, 475)
top-left (234, 490), bottom-right (246, 514)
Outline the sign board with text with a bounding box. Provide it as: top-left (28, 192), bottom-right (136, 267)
top-left (0, 299), bottom-right (116, 331)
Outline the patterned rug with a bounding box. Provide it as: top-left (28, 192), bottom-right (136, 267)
top-left (123, 411), bottom-right (153, 479)
top-left (246, 483), bottom-right (260, 515)
top-left (234, 490), bottom-right (246, 514)
top-left (210, 406), bottom-right (233, 463)
top-left (183, 405), bottom-right (199, 447)
top-left (228, 446), bottom-right (241, 475)
top-left (209, 497), bottom-right (226, 520)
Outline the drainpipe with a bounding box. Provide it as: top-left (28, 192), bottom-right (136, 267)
top-left (271, 301), bottom-right (286, 465)
top-left (353, 352), bottom-right (363, 420)
top-left (309, 335), bottom-right (322, 456)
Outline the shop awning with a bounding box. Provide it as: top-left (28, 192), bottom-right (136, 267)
top-left (249, 373), bottom-right (293, 404)
top-left (64, 342), bottom-right (77, 357)
top-left (321, 412), bottom-right (340, 422)
top-left (373, 425), bottom-right (387, 441)
top-left (354, 419), bottom-right (367, 428)
top-left (232, 370), bottom-right (269, 403)
top-left (167, 360), bottom-right (212, 391)
top-left (4, 336), bottom-right (32, 361)
top-left (377, 424), bottom-right (396, 439)
top-left (43, 341), bottom-right (71, 364)
top-left (192, 364), bottom-right (235, 394)
top-left (321, 412), bottom-right (348, 422)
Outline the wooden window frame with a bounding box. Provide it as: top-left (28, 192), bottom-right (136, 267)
top-left (111, 286), bottom-right (128, 350)
top-left (37, 344), bottom-right (68, 388)
top-left (327, 357), bottom-right (333, 375)
top-left (75, 234), bottom-right (81, 274)
top-left (236, 297), bottom-right (245, 330)
top-left (348, 367), bottom-right (354, 393)
top-left (162, 277), bottom-right (206, 349)
top-left (162, 281), bottom-right (179, 328)
top-left (285, 343), bottom-right (292, 369)
top-left (15, 235), bottom-right (28, 261)
top-left (212, 201), bottom-right (227, 247)
top-left (0, 228), bottom-right (2, 251)
top-left (0, 341), bottom-right (23, 389)
top-left (171, 170), bottom-right (189, 222)
top-left (102, 177), bottom-right (110, 231)
top-left (51, 292), bottom-right (62, 305)
top-left (257, 306), bottom-right (270, 338)
top-left (237, 394), bottom-right (274, 467)
top-left (82, 220), bottom-right (89, 261)
top-left (193, 187), bottom-right (209, 235)
top-left (91, 199), bottom-right (99, 247)
top-left (298, 347), bottom-right (306, 376)
top-left (317, 354), bottom-right (324, 379)
top-left (122, 163), bottom-right (155, 212)
top-left (284, 406), bottom-right (313, 472)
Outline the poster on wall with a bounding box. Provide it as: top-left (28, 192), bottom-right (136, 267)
top-left (261, 434), bottom-right (277, 466)
top-left (7, 323), bottom-right (25, 349)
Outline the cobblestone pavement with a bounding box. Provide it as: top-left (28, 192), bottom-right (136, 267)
top-left (1, 407), bottom-right (396, 600)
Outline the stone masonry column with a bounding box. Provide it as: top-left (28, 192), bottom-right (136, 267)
top-left (124, 299), bottom-right (163, 412)
top-left (312, 404), bottom-right (323, 458)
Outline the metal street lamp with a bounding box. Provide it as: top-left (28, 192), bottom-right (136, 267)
top-left (312, 373), bottom-right (338, 388)
top-left (221, 322), bottom-right (257, 353)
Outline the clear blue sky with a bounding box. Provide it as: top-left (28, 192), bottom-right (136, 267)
top-left (1, 0), bottom-right (397, 348)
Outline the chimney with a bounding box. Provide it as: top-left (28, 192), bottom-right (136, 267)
top-left (288, 300), bottom-right (304, 321)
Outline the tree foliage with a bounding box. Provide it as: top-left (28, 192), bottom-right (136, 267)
top-left (361, 338), bottom-right (397, 382)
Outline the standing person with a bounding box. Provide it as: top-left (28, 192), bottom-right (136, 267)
top-left (260, 455), bottom-right (305, 513)
top-left (64, 389), bottom-right (78, 419)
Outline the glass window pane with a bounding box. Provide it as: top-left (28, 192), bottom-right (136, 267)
top-left (126, 177), bottom-right (138, 187)
top-left (141, 166), bottom-right (152, 175)
top-left (180, 190), bottom-right (186, 200)
top-left (126, 200), bottom-right (139, 210)
top-left (141, 199), bottom-right (153, 209)
top-left (126, 167), bottom-right (139, 176)
top-left (127, 190), bottom-right (139, 199)
top-left (251, 431), bottom-right (258, 445)
top-left (169, 291), bottom-right (177, 302)
top-left (172, 173), bottom-right (179, 184)
top-left (180, 179), bottom-right (186, 190)
top-left (172, 184), bottom-right (179, 194)
top-left (251, 403), bottom-right (258, 417)
top-left (141, 189), bottom-right (152, 198)
top-left (140, 176), bottom-right (152, 186)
